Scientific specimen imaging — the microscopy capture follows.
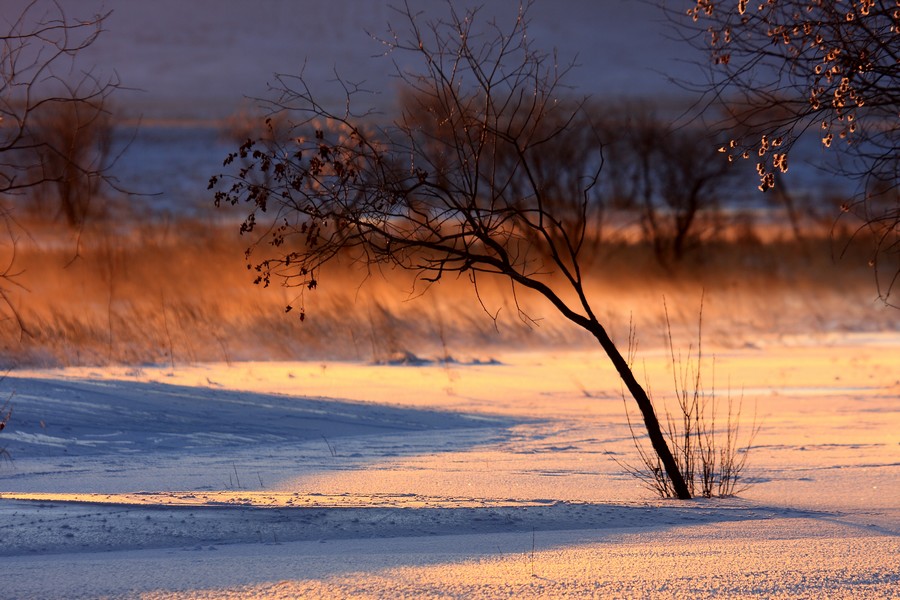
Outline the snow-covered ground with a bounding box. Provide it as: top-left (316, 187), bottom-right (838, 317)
top-left (2, 335), bottom-right (898, 598)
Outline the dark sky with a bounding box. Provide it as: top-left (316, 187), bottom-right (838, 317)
top-left (4, 0), bottom-right (697, 120)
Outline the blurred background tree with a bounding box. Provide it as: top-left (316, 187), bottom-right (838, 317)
top-left (593, 101), bottom-right (742, 267)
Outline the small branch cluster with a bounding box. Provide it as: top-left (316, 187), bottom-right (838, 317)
top-left (688, 0), bottom-right (898, 190)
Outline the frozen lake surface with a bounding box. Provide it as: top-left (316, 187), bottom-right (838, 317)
top-left (1, 339), bottom-right (899, 598)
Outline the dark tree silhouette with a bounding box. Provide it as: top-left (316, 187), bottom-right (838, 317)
top-left (675, 0), bottom-right (900, 300)
top-left (213, 3), bottom-right (693, 498)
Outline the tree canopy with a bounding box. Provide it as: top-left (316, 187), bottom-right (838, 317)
top-left (677, 0), bottom-right (899, 299)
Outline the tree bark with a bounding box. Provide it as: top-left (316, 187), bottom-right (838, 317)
top-left (588, 319), bottom-right (692, 499)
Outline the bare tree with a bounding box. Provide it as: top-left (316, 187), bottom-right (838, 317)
top-left (675, 0), bottom-right (900, 300)
top-left (213, 2), bottom-right (693, 498)
top-left (1, 0), bottom-right (120, 225)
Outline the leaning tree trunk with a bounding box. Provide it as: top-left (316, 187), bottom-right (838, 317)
top-left (511, 276), bottom-right (692, 499)
top-left (588, 319), bottom-right (692, 499)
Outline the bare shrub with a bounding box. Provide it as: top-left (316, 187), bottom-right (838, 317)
top-left (619, 299), bottom-right (759, 498)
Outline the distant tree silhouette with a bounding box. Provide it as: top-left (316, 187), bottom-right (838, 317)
top-left (214, 2), bottom-right (693, 498)
top-left (676, 0), bottom-right (899, 301)
top-left (594, 102), bottom-right (740, 266)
